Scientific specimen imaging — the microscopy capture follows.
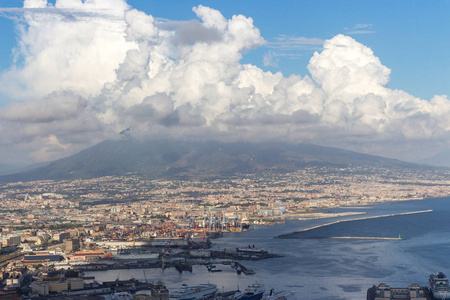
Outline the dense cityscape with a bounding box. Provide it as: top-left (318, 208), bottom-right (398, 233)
top-left (2, 166), bottom-right (450, 232)
top-left (0, 166), bottom-right (449, 299)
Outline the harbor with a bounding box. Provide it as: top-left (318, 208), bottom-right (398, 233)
top-left (2, 198), bottom-right (450, 299)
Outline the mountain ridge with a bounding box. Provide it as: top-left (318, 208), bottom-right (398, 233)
top-left (0, 139), bottom-right (437, 182)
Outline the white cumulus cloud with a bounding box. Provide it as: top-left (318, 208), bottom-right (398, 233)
top-left (0, 2), bottom-right (450, 164)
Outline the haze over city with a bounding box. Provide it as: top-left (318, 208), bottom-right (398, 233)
top-left (0, 0), bottom-right (449, 166)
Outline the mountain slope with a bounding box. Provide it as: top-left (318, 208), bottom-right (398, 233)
top-left (0, 139), bottom-right (431, 182)
top-left (419, 150), bottom-right (450, 168)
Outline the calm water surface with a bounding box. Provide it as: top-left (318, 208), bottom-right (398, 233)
top-left (86, 197), bottom-right (450, 300)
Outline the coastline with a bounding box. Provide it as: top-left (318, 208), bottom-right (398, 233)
top-left (81, 197), bottom-right (450, 300)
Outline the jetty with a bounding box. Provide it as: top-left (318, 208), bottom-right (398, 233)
top-left (173, 260), bottom-right (193, 272)
top-left (289, 236), bottom-right (404, 241)
top-left (276, 209), bottom-right (433, 239)
top-left (231, 261), bottom-right (255, 275)
top-left (210, 249), bottom-right (282, 260)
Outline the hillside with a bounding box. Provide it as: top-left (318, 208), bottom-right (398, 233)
top-left (0, 139), bottom-right (433, 182)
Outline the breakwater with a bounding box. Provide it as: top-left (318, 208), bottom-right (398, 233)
top-left (276, 209), bottom-right (433, 239)
top-left (286, 236), bottom-right (404, 240)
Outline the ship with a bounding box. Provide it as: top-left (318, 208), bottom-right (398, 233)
top-left (241, 223), bottom-right (251, 230)
top-left (262, 289), bottom-right (296, 300)
top-left (238, 283), bottom-right (265, 300)
top-left (429, 271), bottom-right (450, 300)
top-left (170, 283), bottom-right (218, 300)
top-left (236, 246), bottom-right (267, 254)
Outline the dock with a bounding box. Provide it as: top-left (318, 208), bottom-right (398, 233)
top-left (210, 250), bottom-right (282, 260)
top-left (232, 261), bottom-right (255, 275)
top-left (173, 261), bottom-right (192, 272)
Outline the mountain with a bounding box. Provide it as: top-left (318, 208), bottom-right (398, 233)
top-left (0, 163), bottom-right (16, 176)
top-left (0, 161), bottom-right (50, 176)
top-left (0, 139), bottom-right (433, 182)
top-left (419, 150), bottom-right (450, 168)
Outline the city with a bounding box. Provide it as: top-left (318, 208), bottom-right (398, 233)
top-left (0, 165), bottom-right (449, 298)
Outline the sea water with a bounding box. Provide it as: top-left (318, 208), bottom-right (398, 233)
top-left (85, 197), bottom-right (450, 299)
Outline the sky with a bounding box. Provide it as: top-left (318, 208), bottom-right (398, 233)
top-left (0, 0), bottom-right (449, 166)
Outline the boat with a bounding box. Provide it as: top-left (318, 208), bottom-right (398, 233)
top-left (236, 246), bottom-right (267, 254)
top-left (262, 289), bottom-right (296, 300)
top-left (207, 265), bottom-right (222, 272)
top-left (218, 290), bottom-right (243, 300)
top-left (237, 283), bottom-right (265, 300)
top-left (429, 271), bottom-right (450, 299)
top-left (170, 283), bottom-right (218, 300)
top-left (241, 223), bottom-right (250, 230)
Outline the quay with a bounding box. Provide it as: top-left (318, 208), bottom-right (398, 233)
top-left (174, 260), bottom-right (193, 272)
top-left (73, 259), bottom-right (256, 274)
top-left (66, 246), bottom-right (280, 275)
top-left (210, 249), bottom-right (282, 260)
top-left (231, 261), bottom-right (255, 275)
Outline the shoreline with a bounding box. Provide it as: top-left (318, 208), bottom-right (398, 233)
top-left (275, 209), bottom-right (433, 239)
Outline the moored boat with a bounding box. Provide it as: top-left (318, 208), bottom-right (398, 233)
top-left (262, 288), bottom-right (296, 300)
top-left (170, 283), bottom-right (218, 300)
top-left (238, 283), bottom-right (265, 300)
top-left (236, 246), bottom-right (267, 254)
top-left (429, 271), bottom-right (450, 300)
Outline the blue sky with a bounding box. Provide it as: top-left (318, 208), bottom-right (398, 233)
top-left (1, 0), bottom-right (449, 100)
top-left (0, 0), bottom-right (450, 165)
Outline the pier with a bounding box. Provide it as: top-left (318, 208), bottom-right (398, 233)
top-left (276, 209), bottom-right (433, 239)
top-left (73, 259), bottom-right (257, 275)
top-left (210, 250), bottom-right (282, 260)
top-left (231, 262), bottom-right (255, 275)
top-left (288, 236), bottom-right (404, 240)
top-left (174, 260), bottom-right (193, 272)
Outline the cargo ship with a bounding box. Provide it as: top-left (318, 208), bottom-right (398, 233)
top-left (429, 271), bottom-right (450, 300)
top-left (170, 283), bottom-right (218, 300)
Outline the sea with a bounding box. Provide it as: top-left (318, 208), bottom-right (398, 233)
top-left (85, 197), bottom-right (450, 300)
